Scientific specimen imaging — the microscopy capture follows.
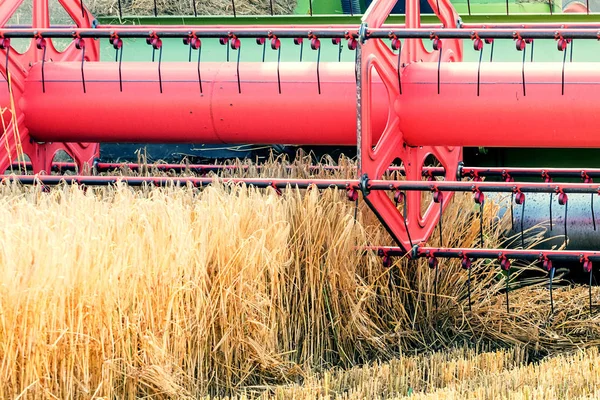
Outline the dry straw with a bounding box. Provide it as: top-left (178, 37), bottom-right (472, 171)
top-left (1, 157), bottom-right (599, 398)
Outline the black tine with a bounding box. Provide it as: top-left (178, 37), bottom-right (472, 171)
top-left (350, 0), bottom-right (354, 15)
top-left (153, 0), bottom-right (158, 17)
top-left (477, 43), bottom-right (483, 96)
top-left (438, 196), bottom-right (444, 247)
top-left (158, 45), bottom-right (163, 93)
top-left (521, 46), bottom-right (526, 96)
top-left (276, 45), bottom-right (281, 94)
top-left (506, 268), bottom-right (510, 313)
top-left (5, 46), bottom-right (11, 93)
top-left (262, 41), bottom-right (266, 62)
top-left (592, 193), bottom-right (597, 231)
top-left (227, 44), bottom-right (230, 62)
top-left (549, 0), bottom-right (553, 14)
top-left (197, 45), bottom-right (203, 94)
top-left (338, 41), bottom-right (342, 62)
top-left (299, 40), bottom-right (304, 62)
top-left (81, 44), bottom-right (86, 94)
top-left (309, 0), bottom-right (313, 16)
top-left (589, 266), bottom-right (593, 316)
top-left (354, 197), bottom-right (358, 221)
top-left (549, 265), bottom-right (555, 314)
top-left (316, 45), bottom-right (321, 94)
top-left (587, 0), bottom-right (590, 14)
top-left (403, 195), bottom-right (414, 248)
top-left (118, 0), bottom-right (122, 19)
top-left (530, 40), bottom-right (534, 62)
top-left (41, 45), bottom-right (47, 93)
top-left (467, 267), bottom-right (472, 312)
top-left (437, 45), bottom-right (442, 94)
top-left (270, 0), bottom-right (274, 15)
top-left (118, 44), bottom-right (123, 92)
top-left (510, 192), bottom-right (515, 231)
top-left (562, 44), bottom-right (567, 95)
top-left (549, 193), bottom-right (553, 230)
top-left (396, 41), bottom-right (403, 95)
top-left (564, 198), bottom-right (568, 245)
top-left (193, 0), bottom-right (197, 17)
top-left (506, 0), bottom-right (509, 15)
top-left (232, 0), bottom-right (237, 17)
top-left (436, 0), bottom-right (440, 13)
top-left (80, 0), bottom-right (85, 17)
top-left (434, 263), bottom-right (439, 313)
top-left (467, 0), bottom-right (471, 15)
top-left (490, 40), bottom-right (495, 62)
top-left (520, 199), bottom-right (525, 249)
top-left (236, 44), bottom-right (241, 94)
top-left (152, 47), bottom-right (156, 62)
top-left (188, 43), bottom-right (192, 62)
top-left (479, 201), bottom-right (484, 247)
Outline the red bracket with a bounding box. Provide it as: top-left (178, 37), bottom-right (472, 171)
top-left (359, 0), bottom-right (463, 251)
top-left (0, 0), bottom-right (100, 175)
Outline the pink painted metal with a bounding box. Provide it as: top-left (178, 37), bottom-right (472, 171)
top-left (358, 0), bottom-right (462, 249)
top-left (0, 0), bottom-right (99, 175)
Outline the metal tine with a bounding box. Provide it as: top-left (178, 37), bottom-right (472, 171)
top-left (147, 35), bottom-right (163, 93)
top-left (36, 36), bottom-right (47, 93)
top-left (473, 37), bottom-right (483, 96)
top-left (428, 256), bottom-right (439, 314)
top-left (570, 39), bottom-right (574, 62)
top-left (467, 0), bottom-right (471, 15)
top-left (270, 0), bottom-right (274, 15)
top-left (549, 0), bottom-right (553, 15)
top-left (516, 38), bottom-right (527, 96)
top-left (461, 256), bottom-right (472, 312)
top-left (506, 0), bottom-right (509, 15)
top-left (474, 189), bottom-right (485, 247)
top-left (309, 0), bottom-right (313, 16)
top-left (514, 190), bottom-right (525, 248)
top-left (310, 36), bottom-right (321, 94)
top-left (110, 35), bottom-right (124, 92)
top-left (500, 256), bottom-right (511, 313)
top-left (432, 37), bottom-right (442, 94)
top-left (153, 0), bottom-right (158, 17)
top-left (582, 257), bottom-right (593, 315)
top-left (230, 37), bottom-right (242, 94)
top-left (582, 173), bottom-right (596, 231)
top-left (530, 40), bottom-right (534, 62)
top-left (557, 190), bottom-right (568, 246)
top-left (80, 0), bottom-right (85, 17)
top-left (558, 37), bottom-right (568, 95)
top-left (271, 37), bottom-right (282, 94)
top-left (0, 38), bottom-right (11, 93)
top-left (118, 0), bottom-right (122, 19)
top-left (184, 35), bottom-right (202, 93)
top-left (433, 190), bottom-right (444, 247)
top-left (193, 0), bottom-right (197, 17)
top-left (294, 38), bottom-right (304, 62)
top-left (390, 37), bottom-right (402, 94)
top-left (232, 0), bottom-right (237, 17)
top-left (197, 41), bottom-right (203, 93)
top-left (543, 259), bottom-right (555, 315)
top-left (76, 38), bottom-right (86, 94)
top-left (394, 190), bottom-right (413, 248)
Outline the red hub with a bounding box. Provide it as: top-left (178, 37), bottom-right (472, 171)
top-left (0, 0), bottom-right (99, 174)
top-left (359, 0), bottom-right (463, 250)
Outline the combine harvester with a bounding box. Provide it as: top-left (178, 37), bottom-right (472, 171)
top-left (2, 0), bottom-right (600, 313)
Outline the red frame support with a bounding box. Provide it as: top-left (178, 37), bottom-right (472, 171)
top-left (358, 0), bottom-right (463, 251)
top-left (0, 0), bottom-right (99, 174)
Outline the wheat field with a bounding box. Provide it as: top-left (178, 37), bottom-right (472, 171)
top-left (1, 158), bottom-right (600, 398)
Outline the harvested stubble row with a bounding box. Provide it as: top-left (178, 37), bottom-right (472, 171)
top-left (1, 165), bottom-right (600, 398)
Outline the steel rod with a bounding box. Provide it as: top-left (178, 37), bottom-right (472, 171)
top-left (4, 27), bottom-right (600, 40)
top-left (370, 246), bottom-right (600, 262)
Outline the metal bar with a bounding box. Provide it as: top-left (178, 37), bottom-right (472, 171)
top-left (370, 246), bottom-right (600, 262)
top-left (461, 166), bottom-right (600, 180)
top-left (7, 27), bottom-right (600, 40)
top-left (4, 175), bottom-right (600, 195)
top-left (12, 163), bottom-right (600, 181)
top-left (93, 14), bottom-right (600, 27)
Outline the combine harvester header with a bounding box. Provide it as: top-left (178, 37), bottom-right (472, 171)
top-left (2, 0), bottom-right (600, 314)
